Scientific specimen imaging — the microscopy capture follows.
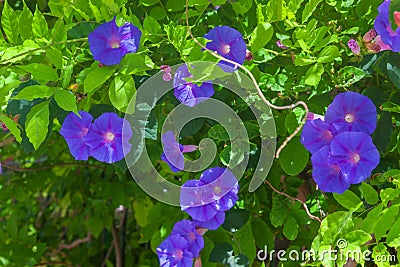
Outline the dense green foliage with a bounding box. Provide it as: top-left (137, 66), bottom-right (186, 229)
top-left (1, 0), bottom-right (400, 266)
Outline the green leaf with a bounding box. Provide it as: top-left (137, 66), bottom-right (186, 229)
top-left (380, 188), bottom-right (400, 206)
top-left (360, 204), bottom-right (382, 233)
top-left (21, 63), bottom-right (58, 82)
top-left (302, 0), bottom-right (323, 23)
top-left (139, 0), bottom-right (159, 6)
top-left (18, 1), bottom-right (34, 41)
top-left (84, 66), bottom-right (117, 93)
top-left (231, 0), bottom-right (253, 14)
top-left (109, 74), bottom-right (136, 114)
top-left (381, 101), bottom-right (400, 113)
top-left (25, 101), bottom-right (50, 150)
top-left (389, 0), bottom-right (400, 32)
top-left (304, 63), bottom-right (324, 87)
top-left (252, 218), bottom-right (274, 249)
top-left (265, 0), bottom-right (287, 21)
top-left (337, 66), bottom-right (366, 87)
top-left (54, 89), bottom-right (78, 114)
top-left (270, 194), bottom-right (289, 227)
top-left (222, 209), bottom-right (249, 232)
top-left (283, 215), bottom-right (299, 240)
top-left (2, 0), bottom-right (19, 44)
top-left (374, 205), bottom-right (399, 241)
top-left (279, 137), bottom-right (309, 176)
top-left (387, 63), bottom-right (400, 89)
top-left (32, 6), bottom-right (49, 39)
top-left (233, 221), bottom-right (256, 264)
top-left (386, 217), bottom-right (400, 247)
top-left (333, 190), bottom-right (363, 211)
top-left (208, 124), bottom-right (230, 141)
top-left (13, 85), bottom-right (55, 101)
top-left (360, 183), bottom-right (379, 205)
top-left (317, 45), bottom-right (340, 63)
top-left (118, 54), bottom-right (155, 75)
top-left (250, 22), bottom-right (274, 52)
top-left (0, 115), bottom-right (22, 143)
top-left (344, 230), bottom-right (371, 246)
top-left (46, 48), bottom-right (63, 69)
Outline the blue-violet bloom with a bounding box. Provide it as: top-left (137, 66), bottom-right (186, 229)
top-left (330, 132), bottom-right (380, 185)
top-left (203, 26), bottom-right (247, 71)
top-left (173, 65), bottom-right (214, 107)
top-left (84, 113), bottom-right (132, 163)
top-left (301, 119), bottom-right (337, 154)
top-left (374, 0), bottom-right (400, 52)
top-left (60, 111), bottom-right (93, 160)
top-left (161, 131), bottom-right (197, 172)
top-left (311, 146), bottom-right (350, 194)
top-left (325, 92), bottom-right (377, 134)
top-left (171, 220), bottom-right (204, 257)
top-left (88, 17), bottom-right (142, 65)
top-left (180, 167), bottom-right (239, 222)
top-left (157, 234), bottom-right (193, 267)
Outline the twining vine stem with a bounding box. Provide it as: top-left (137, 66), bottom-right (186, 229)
top-left (184, 1), bottom-right (321, 223)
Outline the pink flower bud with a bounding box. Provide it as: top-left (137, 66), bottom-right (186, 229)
top-left (1, 123), bottom-right (8, 131)
top-left (245, 49), bottom-right (254, 61)
top-left (395, 11), bottom-right (400, 27)
top-left (162, 72), bottom-right (172, 82)
top-left (276, 40), bottom-right (288, 49)
top-left (307, 112), bottom-right (325, 121)
top-left (194, 257), bottom-right (202, 267)
top-left (373, 35), bottom-right (392, 51)
top-left (160, 65), bottom-right (171, 73)
top-left (347, 39), bottom-right (360, 55)
top-left (363, 29), bottom-right (377, 42)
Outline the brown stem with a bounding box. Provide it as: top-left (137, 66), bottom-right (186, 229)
top-left (264, 180), bottom-right (321, 222)
top-left (34, 262), bottom-right (74, 267)
top-left (111, 224), bottom-right (122, 267)
top-left (1, 162), bottom-right (106, 172)
top-left (57, 232), bottom-right (92, 252)
top-left (0, 137), bottom-right (15, 147)
top-left (184, 0), bottom-right (309, 158)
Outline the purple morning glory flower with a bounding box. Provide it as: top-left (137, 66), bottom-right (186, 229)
top-left (348, 39), bottom-right (361, 55)
top-left (180, 167), bottom-right (239, 222)
top-left (193, 211), bottom-right (225, 230)
top-left (84, 113), bottom-right (132, 163)
top-left (330, 132), bottom-right (380, 184)
top-left (161, 131), bottom-right (197, 172)
top-left (301, 119), bottom-right (337, 154)
top-left (374, 0), bottom-right (400, 52)
top-left (203, 26), bottom-right (247, 71)
top-left (157, 234), bottom-right (194, 267)
top-left (325, 92), bottom-right (377, 134)
top-left (171, 220), bottom-right (204, 257)
top-left (311, 146), bottom-right (350, 194)
top-left (173, 65), bottom-right (214, 107)
top-left (60, 111), bottom-right (93, 160)
top-left (88, 17), bottom-right (142, 65)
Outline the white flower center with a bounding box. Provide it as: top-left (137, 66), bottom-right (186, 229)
top-left (221, 44), bottom-right (231, 54)
top-left (345, 114), bottom-right (354, 123)
top-left (352, 153), bottom-right (361, 163)
top-left (105, 132), bottom-right (115, 142)
top-left (214, 186), bottom-right (222, 195)
top-left (110, 41), bottom-right (120, 49)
